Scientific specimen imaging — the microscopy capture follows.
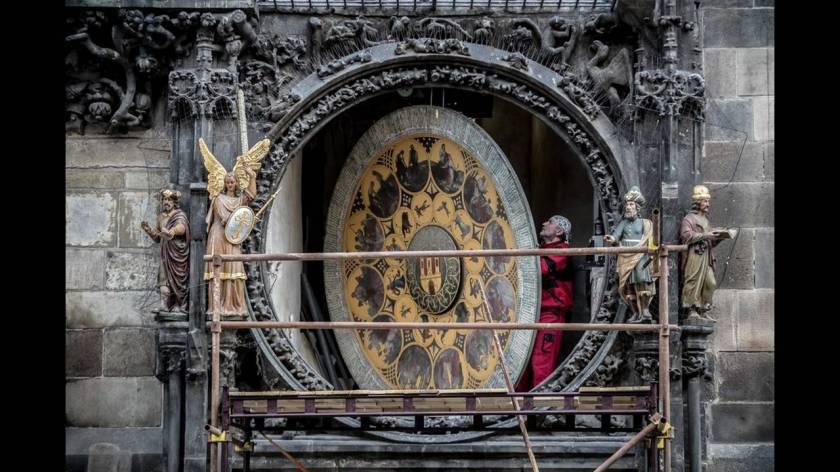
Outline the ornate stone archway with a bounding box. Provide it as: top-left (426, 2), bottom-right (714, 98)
top-left (242, 41), bottom-right (637, 442)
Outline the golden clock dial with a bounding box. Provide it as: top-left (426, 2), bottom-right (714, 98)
top-left (338, 134), bottom-right (520, 390)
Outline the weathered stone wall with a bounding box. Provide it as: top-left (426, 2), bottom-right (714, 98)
top-left (701, 1), bottom-right (774, 470)
top-left (66, 123), bottom-right (168, 467)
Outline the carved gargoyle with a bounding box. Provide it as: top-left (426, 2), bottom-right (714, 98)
top-left (473, 17), bottom-right (495, 44)
top-left (585, 40), bottom-right (632, 113)
top-left (418, 17), bottom-right (473, 41)
top-left (309, 15), bottom-right (383, 51)
top-left (544, 16), bottom-right (579, 61)
top-left (252, 33), bottom-right (307, 68)
top-left (388, 16), bottom-right (412, 41)
top-left (352, 15), bottom-right (382, 47)
top-left (506, 17), bottom-right (579, 66)
top-left (584, 13), bottom-right (620, 37)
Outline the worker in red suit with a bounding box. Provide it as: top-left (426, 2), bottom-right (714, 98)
top-left (516, 215), bottom-right (574, 391)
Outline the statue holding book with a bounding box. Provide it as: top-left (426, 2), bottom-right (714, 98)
top-left (680, 185), bottom-right (737, 321)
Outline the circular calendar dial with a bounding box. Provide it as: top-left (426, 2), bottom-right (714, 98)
top-left (338, 135), bottom-right (520, 389)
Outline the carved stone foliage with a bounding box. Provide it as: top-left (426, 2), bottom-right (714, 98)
top-left (253, 34), bottom-right (307, 68)
top-left (635, 354), bottom-right (659, 383)
top-left (67, 9), bottom-right (653, 130)
top-left (634, 69), bottom-right (705, 120)
top-left (317, 51), bottom-right (372, 78)
top-left (395, 38), bottom-right (470, 56)
top-left (634, 351), bottom-right (683, 383)
top-left (239, 61), bottom-right (294, 122)
top-left (682, 352), bottom-right (711, 380)
top-left (66, 8), bottom-right (258, 133)
top-left (167, 10), bottom-right (266, 121)
top-left (66, 10), bottom-right (160, 134)
top-left (243, 61), bottom-right (625, 393)
top-left (297, 15), bottom-right (647, 122)
top-left (587, 351), bottom-right (625, 387)
top-left (156, 346), bottom-right (186, 382)
top-left (501, 52), bottom-right (529, 72)
top-left (556, 70), bottom-right (601, 120)
top-left (238, 33), bottom-right (308, 123)
top-left (681, 320), bottom-right (714, 379)
top-left (630, 1), bottom-right (706, 121)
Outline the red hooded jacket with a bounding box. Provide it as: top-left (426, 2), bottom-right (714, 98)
top-left (540, 240), bottom-right (574, 313)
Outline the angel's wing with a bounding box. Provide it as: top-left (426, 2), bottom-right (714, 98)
top-left (198, 138), bottom-right (228, 200)
top-left (232, 139), bottom-right (271, 191)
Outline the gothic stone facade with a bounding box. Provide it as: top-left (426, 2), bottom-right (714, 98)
top-left (65, 1), bottom-right (773, 471)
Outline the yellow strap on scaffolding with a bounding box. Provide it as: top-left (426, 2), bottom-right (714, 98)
top-left (209, 430), bottom-right (228, 443)
top-left (656, 421), bottom-right (673, 449)
top-left (234, 441), bottom-right (254, 453)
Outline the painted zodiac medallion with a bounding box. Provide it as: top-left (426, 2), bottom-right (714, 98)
top-left (406, 226), bottom-right (462, 315)
top-left (325, 107), bottom-right (538, 391)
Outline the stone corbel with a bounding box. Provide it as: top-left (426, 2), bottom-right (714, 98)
top-left (156, 347), bottom-right (187, 383)
top-left (681, 318), bottom-right (714, 380)
top-left (631, 330), bottom-right (682, 383)
top-left (155, 313), bottom-right (190, 382)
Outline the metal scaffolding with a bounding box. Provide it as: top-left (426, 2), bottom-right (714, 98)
top-left (205, 240), bottom-right (686, 472)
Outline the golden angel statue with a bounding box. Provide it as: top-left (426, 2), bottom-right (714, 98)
top-left (199, 137), bottom-right (271, 315)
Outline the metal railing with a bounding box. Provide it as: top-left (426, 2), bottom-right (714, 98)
top-left (205, 240), bottom-right (685, 472)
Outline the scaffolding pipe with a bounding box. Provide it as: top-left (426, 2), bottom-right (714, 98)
top-left (210, 255), bottom-right (222, 472)
top-left (659, 249), bottom-right (672, 472)
top-left (202, 245), bottom-right (689, 262)
top-left (220, 320), bottom-right (677, 332)
top-left (593, 414), bottom-right (662, 472)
